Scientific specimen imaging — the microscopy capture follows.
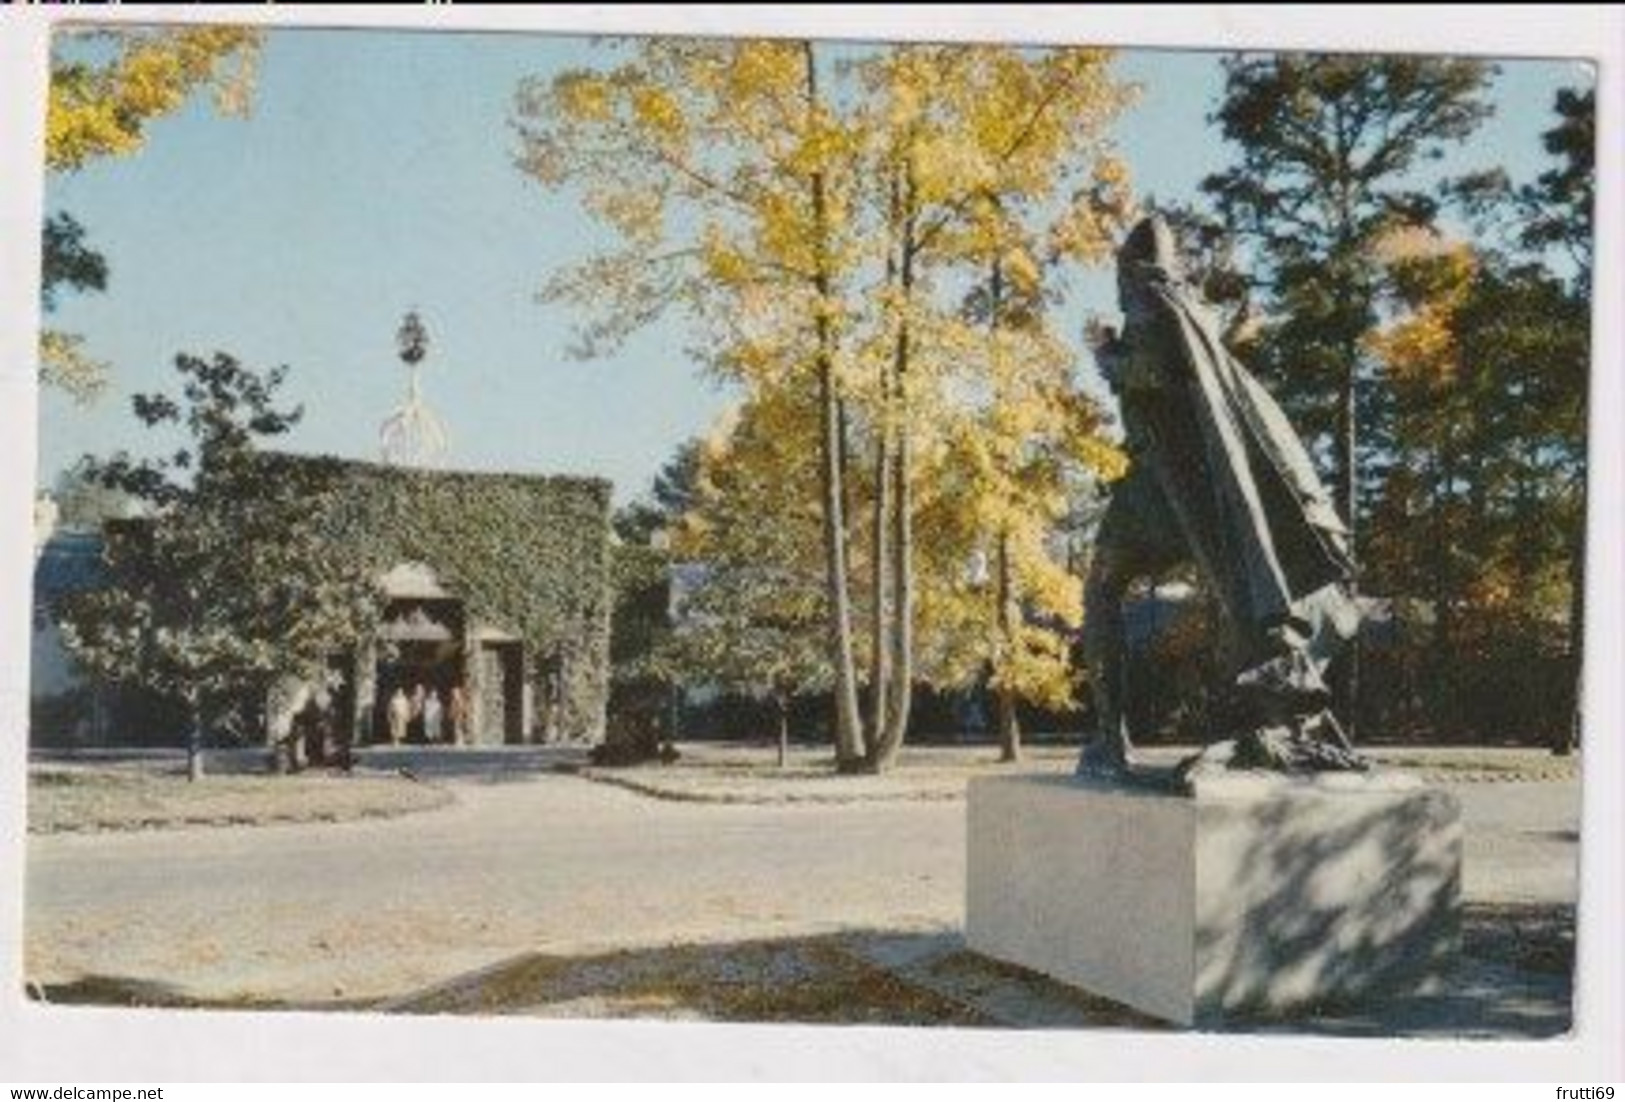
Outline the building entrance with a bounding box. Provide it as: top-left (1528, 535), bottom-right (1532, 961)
top-left (372, 596), bottom-right (465, 744)
top-left (472, 639), bottom-right (524, 745)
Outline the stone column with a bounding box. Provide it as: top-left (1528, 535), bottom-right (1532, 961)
top-left (467, 636), bottom-right (485, 747)
top-left (523, 670), bottom-right (536, 744)
top-left (353, 637), bottom-right (376, 746)
top-left (459, 629), bottom-right (476, 746)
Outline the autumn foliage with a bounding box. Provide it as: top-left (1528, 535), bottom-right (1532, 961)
top-left (516, 39), bottom-right (1135, 769)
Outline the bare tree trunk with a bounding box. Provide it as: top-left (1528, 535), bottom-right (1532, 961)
top-left (777, 693), bottom-right (790, 769)
top-left (997, 690), bottom-right (1021, 762)
top-left (1429, 451), bottom-right (1455, 736)
top-left (869, 213), bottom-right (916, 773)
top-left (868, 434), bottom-right (892, 756)
top-left (838, 396), bottom-right (855, 569)
top-left (996, 533), bottom-right (1022, 763)
top-left (1557, 490), bottom-right (1586, 756)
top-left (817, 303), bottom-right (863, 770)
top-left (983, 254), bottom-right (1021, 764)
top-left (877, 431), bottom-right (914, 764)
top-left (1330, 185), bottom-right (1363, 744)
top-left (866, 174), bottom-right (901, 762)
top-left (186, 693), bottom-right (205, 783)
top-left (1337, 355), bottom-right (1361, 743)
top-left (805, 43), bottom-right (864, 772)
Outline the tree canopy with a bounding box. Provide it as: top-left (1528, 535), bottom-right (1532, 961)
top-left (515, 38), bottom-right (1134, 770)
top-left (1202, 55), bottom-right (1496, 533)
top-left (41, 26), bottom-right (261, 403)
top-left (1200, 65), bottom-right (1591, 745)
top-left (59, 352), bottom-right (377, 779)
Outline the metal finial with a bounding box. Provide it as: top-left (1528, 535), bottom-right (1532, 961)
top-left (396, 310), bottom-right (429, 367)
top-left (381, 310), bottom-right (448, 469)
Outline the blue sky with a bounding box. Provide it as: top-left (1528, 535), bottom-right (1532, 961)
top-left (36, 28), bottom-right (1585, 504)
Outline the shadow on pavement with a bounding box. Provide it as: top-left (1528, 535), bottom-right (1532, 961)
top-left (378, 901), bottom-right (1571, 1036)
top-left (28, 906), bottom-right (1571, 1038)
top-left (382, 929), bottom-right (1165, 1029)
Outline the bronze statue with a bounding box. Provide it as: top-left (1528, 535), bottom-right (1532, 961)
top-left (1080, 215), bottom-right (1366, 781)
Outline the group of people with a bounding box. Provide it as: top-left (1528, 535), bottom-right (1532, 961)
top-left (386, 682), bottom-right (469, 745)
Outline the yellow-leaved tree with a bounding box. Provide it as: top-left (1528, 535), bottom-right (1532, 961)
top-left (42, 25), bottom-right (261, 401)
top-left (515, 37), bottom-right (1134, 771)
top-left (854, 45), bottom-right (1132, 766)
top-left (517, 39), bottom-right (874, 766)
top-left (1365, 228), bottom-right (1586, 740)
top-left (1364, 235), bottom-right (1479, 686)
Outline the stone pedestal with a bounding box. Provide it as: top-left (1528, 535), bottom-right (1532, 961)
top-left (965, 771), bottom-right (1460, 1027)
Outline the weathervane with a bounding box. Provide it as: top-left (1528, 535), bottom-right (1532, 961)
top-left (379, 309), bottom-right (450, 468)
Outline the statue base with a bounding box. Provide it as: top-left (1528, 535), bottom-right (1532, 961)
top-left (965, 771), bottom-right (1460, 1027)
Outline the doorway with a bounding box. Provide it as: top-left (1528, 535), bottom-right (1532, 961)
top-left (372, 596), bottom-right (465, 743)
top-left (474, 641), bottom-right (524, 745)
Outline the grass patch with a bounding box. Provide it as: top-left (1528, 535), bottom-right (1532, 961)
top-left (28, 764), bottom-right (452, 834)
top-left (580, 742), bottom-right (1575, 806)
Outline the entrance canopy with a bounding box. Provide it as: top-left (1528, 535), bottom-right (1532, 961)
top-left (379, 606), bottom-right (457, 643)
top-left (379, 561), bottom-right (451, 600)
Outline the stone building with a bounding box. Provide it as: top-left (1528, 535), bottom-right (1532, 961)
top-left (31, 453), bottom-right (614, 750)
top-left (31, 524), bottom-right (115, 746)
top-left (256, 453), bottom-right (615, 748)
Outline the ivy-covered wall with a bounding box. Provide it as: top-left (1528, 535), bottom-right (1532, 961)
top-left (257, 452), bottom-right (613, 741)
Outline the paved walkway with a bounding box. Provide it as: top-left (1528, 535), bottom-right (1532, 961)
top-left (27, 768), bottom-right (968, 1005)
top-left (24, 750), bottom-right (1580, 1034)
